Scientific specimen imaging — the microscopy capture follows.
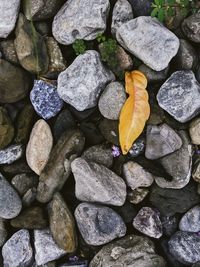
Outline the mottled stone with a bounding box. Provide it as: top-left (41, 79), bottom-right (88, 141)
top-left (99, 119), bottom-right (119, 145)
top-left (128, 137), bottom-right (145, 157)
top-left (139, 64), bottom-right (169, 83)
top-left (116, 17), bottom-right (179, 71)
top-left (2, 230), bottom-right (33, 267)
top-left (0, 219), bottom-right (7, 247)
top-left (0, 144), bottom-right (23, 165)
top-left (30, 80), bottom-right (63, 120)
top-left (37, 130), bottom-right (85, 203)
top-left (189, 117), bottom-right (200, 145)
top-left (11, 173), bottom-right (38, 196)
top-left (128, 188), bottom-right (149, 204)
top-left (75, 203), bottom-right (126, 246)
top-left (182, 12), bottom-right (200, 43)
top-left (52, 0), bottom-right (110, 45)
top-left (58, 50), bottom-right (114, 111)
top-left (179, 205), bottom-right (200, 232)
top-left (0, 40), bottom-right (19, 64)
top-left (72, 157), bottom-right (126, 206)
top-left (0, 107), bottom-right (14, 149)
top-left (98, 82), bottom-right (126, 120)
top-left (157, 70), bottom-right (200, 123)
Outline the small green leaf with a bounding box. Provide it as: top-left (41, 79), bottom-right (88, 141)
top-left (151, 7), bottom-right (159, 17)
top-left (181, 7), bottom-right (189, 17)
top-left (155, 0), bottom-right (160, 6)
top-left (167, 6), bottom-right (175, 16)
top-left (168, 0), bottom-right (176, 4)
top-left (159, 0), bottom-right (165, 5)
top-left (158, 8), bottom-right (165, 21)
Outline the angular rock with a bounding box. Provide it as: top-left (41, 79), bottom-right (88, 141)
top-left (145, 124), bottom-right (182, 160)
top-left (98, 82), bottom-right (126, 120)
top-left (11, 173), bottom-right (38, 195)
top-left (0, 144), bottom-right (23, 165)
top-left (157, 70), bottom-right (200, 123)
top-left (0, 219), bottom-right (7, 247)
top-left (89, 234), bottom-right (166, 267)
top-left (182, 12), bottom-right (200, 43)
top-left (111, 0), bottom-right (133, 37)
top-left (2, 229), bottom-right (33, 267)
top-left (52, 0), bottom-right (110, 45)
top-left (0, 0), bottom-right (20, 38)
top-left (0, 40), bottom-right (19, 64)
top-left (116, 16), bottom-right (179, 71)
top-left (58, 50), bottom-right (114, 111)
top-left (179, 205), bottom-right (200, 232)
top-left (99, 119), bottom-right (119, 145)
top-left (123, 161), bottom-right (154, 190)
top-left (26, 120), bottom-right (53, 175)
top-left (0, 107), bottom-right (14, 149)
top-left (189, 117), bottom-right (200, 145)
top-left (128, 188), bottom-right (149, 204)
top-left (169, 231), bottom-right (200, 265)
top-left (72, 157), bottom-right (126, 206)
top-left (75, 203), bottom-right (126, 246)
top-left (30, 80), bottom-right (63, 120)
top-left (37, 130), bottom-right (85, 203)
top-left (34, 228), bottom-right (66, 266)
top-left (139, 64), bottom-right (169, 83)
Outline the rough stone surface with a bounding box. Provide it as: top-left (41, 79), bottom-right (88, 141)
top-left (26, 120), bottom-right (53, 175)
top-left (139, 64), bottom-right (169, 83)
top-left (133, 207), bottom-right (163, 239)
top-left (11, 173), bottom-right (38, 195)
top-left (116, 16), bottom-right (179, 71)
top-left (0, 107), bottom-right (14, 149)
top-left (52, 0), bottom-right (110, 45)
top-left (48, 193), bottom-right (77, 252)
top-left (129, 0), bottom-right (153, 16)
top-left (169, 231), bottom-right (200, 265)
top-left (98, 82), bottom-right (126, 120)
top-left (30, 80), bottom-right (63, 120)
top-left (0, 219), bottom-right (7, 247)
top-left (128, 137), bottom-right (145, 157)
top-left (2, 229), bottom-right (33, 267)
top-left (145, 124), bottom-right (182, 160)
top-left (179, 205), bottom-right (200, 232)
top-left (75, 203), bottom-right (126, 246)
top-left (0, 0), bottom-right (20, 38)
top-left (34, 228), bottom-right (66, 266)
top-left (123, 161), bottom-right (154, 190)
top-left (22, 188), bottom-right (37, 207)
top-left (111, 0), bottom-right (133, 37)
top-left (182, 12), bottom-right (200, 43)
top-left (89, 234), bottom-right (166, 267)
top-left (72, 157), bottom-right (126, 206)
top-left (0, 40), bottom-right (18, 65)
top-left (189, 117), bottom-right (200, 145)
top-left (128, 188), bottom-right (149, 204)
top-left (157, 70), bottom-right (200, 123)
top-left (58, 50), bottom-right (114, 111)
top-left (0, 144), bottom-right (23, 165)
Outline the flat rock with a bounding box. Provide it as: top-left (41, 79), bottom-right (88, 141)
top-left (0, 107), bottom-right (14, 149)
top-left (0, 144), bottom-right (23, 165)
top-left (182, 12), bottom-right (200, 43)
top-left (145, 123), bottom-right (182, 160)
top-left (11, 173), bottom-right (38, 195)
top-left (26, 120), bottom-right (53, 175)
top-left (75, 203), bottom-right (126, 246)
top-left (123, 161), bottom-right (154, 190)
top-left (189, 117), bottom-right (200, 145)
top-left (34, 228), bottom-right (66, 266)
top-left (0, 0), bottom-right (20, 38)
top-left (169, 231), bottom-right (200, 265)
top-left (0, 219), bottom-right (7, 247)
top-left (179, 205), bottom-right (200, 232)
top-left (116, 16), bottom-right (179, 71)
top-left (157, 70), bottom-right (200, 123)
top-left (2, 229), bottom-right (33, 267)
top-left (98, 82), bottom-right (126, 120)
top-left (89, 234), bottom-right (166, 267)
top-left (58, 50), bottom-right (114, 111)
top-left (30, 80), bottom-right (63, 120)
top-left (48, 193), bottom-right (77, 252)
top-left (71, 157), bottom-right (126, 206)
top-left (52, 0), bottom-right (110, 45)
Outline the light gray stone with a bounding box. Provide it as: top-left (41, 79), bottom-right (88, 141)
top-left (34, 228), bottom-right (66, 266)
top-left (157, 70), bottom-right (200, 123)
top-left (116, 16), bottom-right (179, 71)
top-left (111, 0), bottom-right (133, 37)
top-left (139, 64), bottom-right (169, 83)
top-left (179, 205), bottom-right (200, 232)
top-left (75, 203), bottom-right (126, 246)
top-left (2, 229), bottom-right (33, 267)
top-left (52, 0), bottom-right (110, 45)
top-left (71, 157), bottom-right (126, 206)
top-left (0, 144), bottom-right (23, 165)
top-left (0, 0), bottom-right (20, 38)
top-left (0, 218), bottom-right (7, 247)
top-left (189, 117), bottom-right (200, 145)
top-left (58, 50), bottom-right (115, 111)
top-left (98, 82), bottom-right (126, 120)
top-left (145, 123), bottom-right (182, 160)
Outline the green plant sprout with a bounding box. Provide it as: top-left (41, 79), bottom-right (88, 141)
top-left (72, 39), bottom-right (86, 56)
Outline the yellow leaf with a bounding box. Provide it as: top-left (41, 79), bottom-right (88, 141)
top-left (119, 70), bottom-right (150, 155)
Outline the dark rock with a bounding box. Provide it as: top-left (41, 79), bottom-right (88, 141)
top-left (161, 215), bottom-right (179, 237)
top-left (11, 173), bottom-right (38, 195)
top-left (182, 12), bottom-right (200, 43)
top-left (0, 107), bottom-right (14, 149)
top-left (99, 119), bottom-right (119, 145)
top-left (128, 187), bottom-right (149, 204)
top-left (22, 187), bottom-right (37, 207)
top-left (0, 40), bottom-right (19, 64)
top-left (114, 201), bottom-right (137, 223)
top-left (80, 122), bottom-right (104, 146)
top-left (128, 0), bottom-right (153, 16)
top-left (139, 64), bottom-right (169, 83)
top-left (128, 137), bottom-right (145, 157)
top-left (1, 160), bottom-right (32, 175)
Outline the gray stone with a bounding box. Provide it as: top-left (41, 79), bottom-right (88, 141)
top-left (0, 0), bottom-right (20, 38)
top-left (133, 207), bottom-right (163, 239)
top-left (116, 16), bottom-right (179, 71)
top-left (22, 188), bottom-right (37, 207)
top-left (129, 0), bottom-right (153, 16)
top-left (0, 219), bottom-right (7, 247)
top-left (99, 119), bottom-right (119, 145)
top-left (89, 234), bottom-right (166, 267)
top-left (75, 203), bottom-right (126, 246)
top-left (82, 144), bottom-right (113, 168)
top-left (11, 173), bottom-right (38, 196)
top-left (111, 0), bottom-right (133, 37)
top-left (98, 82), bottom-right (126, 120)
top-left (169, 231), bottom-right (200, 265)
top-left (0, 144), bottom-right (23, 165)
top-left (179, 205), bottom-right (200, 232)
top-left (145, 124), bottom-right (182, 160)
top-left (71, 157), bottom-right (126, 206)
top-left (52, 0), bottom-right (110, 45)
top-left (34, 228), bottom-right (66, 265)
top-left (139, 64), bottom-right (169, 83)
top-left (155, 131), bottom-right (192, 189)
top-left (123, 161), bottom-right (154, 190)
top-left (189, 117), bottom-right (200, 145)
top-left (128, 137), bottom-right (145, 157)
top-left (128, 188), bottom-right (149, 204)
top-left (157, 70), bottom-right (200, 123)
top-left (182, 12), bottom-right (200, 43)
top-left (2, 229), bottom-right (33, 267)
top-left (0, 173), bottom-right (22, 219)
top-left (58, 50), bottom-right (114, 111)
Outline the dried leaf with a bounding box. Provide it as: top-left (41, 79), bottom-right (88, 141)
top-left (119, 71), bottom-right (150, 155)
